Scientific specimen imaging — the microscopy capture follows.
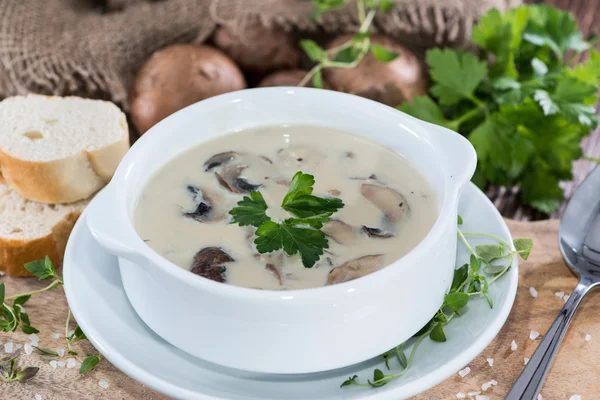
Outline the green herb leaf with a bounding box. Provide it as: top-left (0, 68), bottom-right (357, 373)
top-left (444, 292), bottom-right (469, 312)
top-left (282, 171), bottom-right (315, 206)
top-left (569, 49), bottom-right (600, 85)
top-left (229, 191), bottom-right (271, 227)
top-left (483, 263), bottom-right (506, 275)
top-left (15, 366), bottom-right (39, 382)
top-left (284, 214), bottom-right (332, 229)
top-left (312, 0), bottom-right (347, 18)
top-left (0, 283), bottom-right (4, 306)
top-left (430, 323), bottom-right (447, 342)
top-left (282, 195), bottom-right (344, 218)
top-left (457, 215), bottom-right (463, 225)
top-left (397, 96), bottom-right (459, 131)
top-left (13, 295), bottom-right (30, 306)
top-left (475, 244), bottom-right (504, 262)
top-left (450, 264), bottom-right (468, 292)
top-left (254, 221), bottom-right (328, 268)
top-left (396, 346), bottom-right (408, 368)
top-left (68, 350), bottom-right (78, 356)
top-left (531, 58), bottom-right (548, 76)
top-left (368, 369), bottom-right (387, 387)
top-left (379, 0), bottom-right (395, 12)
top-left (19, 313), bottom-right (30, 325)
top-left (426, 48), bottom-right (488, 105)
top-left (484, 293), bottom-right (494, 309)
top-left (80, 355), bottom-right (102, 374)
top-left (334, 46), bottom-right (358, 63)
top-left (312, 69), bottom-right (324, 89)
top-left (370, 44), bottom-right (399, 63)
top-left (470, 254), bottom-right (482, 273)
top-left (21, 325), bottom-right (39, 334)
top-left (340, 374), bottom-right (358, 388)
top-left (300, 39), bottom-right (327, 62)
top-left (513, 238), bottom-right (533, 260)
top-left (33, 347), bottom-right (59, 356)
top-left (533, 78), bottom-right (598, 128)
top-left (24, 257), bottom-right (56, 280)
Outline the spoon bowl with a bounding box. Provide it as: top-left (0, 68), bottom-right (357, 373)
top-left (507, 165), bottom-right (600, 399)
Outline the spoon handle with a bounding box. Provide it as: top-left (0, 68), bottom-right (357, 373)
top-left (505, 278), bottom-right (593, 400)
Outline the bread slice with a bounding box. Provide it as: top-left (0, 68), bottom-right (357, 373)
top-left (0, 94), bottom-right (129, 204)
top-left (0, 183), bottom-right (87, 276)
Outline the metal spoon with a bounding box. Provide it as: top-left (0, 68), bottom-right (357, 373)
top-left (506, 165), bottom-right (600, 400)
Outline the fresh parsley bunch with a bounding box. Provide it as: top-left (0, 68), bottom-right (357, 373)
top-left (229, 171), bottom-right (344, 267)
top-left (399, 5), bottom-right (600, 214)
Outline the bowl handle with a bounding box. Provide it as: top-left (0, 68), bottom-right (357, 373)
top-left (423, 121), bottom-right (477, 190)
top-left (86, 185), bottom-right (147, 264)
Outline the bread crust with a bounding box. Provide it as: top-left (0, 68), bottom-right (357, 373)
top-left (0, 129), bottom-right (129, 204)
top-left (0, 208), bottom-right (82, 276)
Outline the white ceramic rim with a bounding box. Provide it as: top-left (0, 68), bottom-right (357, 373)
top-left (65, 183), bottom-right (518, 400)
top-left (105, 87), bottom-right (477, 300)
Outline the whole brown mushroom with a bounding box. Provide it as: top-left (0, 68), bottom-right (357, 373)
top-left (213, 23), bottom-right (301, 73)
top-left (257, 69), bottom-right (330, 88)
top-left (129, 44), bottom-right (247, 134)
top-left (323, 34), bottom-right (427, 107)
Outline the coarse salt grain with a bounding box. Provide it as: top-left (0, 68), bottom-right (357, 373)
top-left (537, 394), bottom-right (543, 400)
top-left (29, 334), bottom-right (39, 346)
top-left (468, 391), bottom-right (481, 396)
top-left (585, 334), bottom-right (592, 341)
top-left (456, 393), bottom-right (466, 399)
top-left (529, 287), bottom-right (538, 298)
top-left (67, 358), bottom-right (77, 369)
top-left (52, 332), bottom-right (61, 340)
top-left (4, 342), bottom-right (13, 353)
top-left (99, 379), bottom-right (109, 389)
top-left (530, 330), bottom-right (540, 340)
top-left (569, 395), bottom-right (582, 400)
top-left (490, 380), bottom-right (497, 386)
top-left (24, 343), bottom-right (33, 356)
top-left (511, 340), bottom-right (518, 351)
top-left (481, 382), bottom-right (492, 391)
top-left (56, 348), bottom-right (65, 357)
top-left (458, 367), bottom-right (471, 377)
top-left (57, 361), bottom-right (66, 367)
top-left (564, 294), bottom-right (570, 303)
top-left (35, 395), bottom-right (42, 400)
top-left (555, 291), bottom-right (564, 299)
top-left (487, 358), bottom-right (494, 366)
top-left (476, 396), bottom-right (489, 400)
top-left (524, 357), bottom-right (530, 365)
top-left (49, 360), bottom-right (58, 369)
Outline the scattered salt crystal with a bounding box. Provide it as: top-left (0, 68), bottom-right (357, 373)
top-left (67, 358), bottom-right (77, 369)
top-left (458, 366), bottom-right (471, 377)
top-left (476, 396), bottom-right (489, 400)
top-left (481, 382), bottom-right (492, 391)
top-left (569, 395), bottom-right (582, 400)
top-left (490, 379), bottom-right (497, 386)
top-left (555, 291), bottom-right (565, 299)
top-left (24, 343), bottom-right (33, 356)
top-left (486, 357), bottom-right (494, 367)
top-left (537, 394), bottom-right (543, 400)
top-left (585, 334), bottom-right (592, 341)
top-left (57, 361), bottom-right (66, 367)
top-left (524, 357), bottom-right (530, 365)
top-left (15, 344), bottom-right (22, 349)
top-left (564, 294), bottom-right (570, 303)
top-left (28, 333), bottom-right (39, 346)
top-left (56, 348), bottom-right (65, 357)
top-left (68, 329), bottom-right (75, 337)
top-left (35, 395), bottom-right (43, 400)
top-left (511, 340), bottom-right (518, 351)
top-left (468, 391), bottom-right (481, 396)
top-left (456, 393), bottom-right (466, 399)
top-left (98, 379), bottom-right (109, 389)
top-left (49, 360), bottom-right (58, 369)
top-left (52, 332), bottom-right (61, 340)
top-left (530, 330), bottom-right (540, 340)
top-left (4, 342), bottom-right (13, 353)
top-left (529, 287), bottom-right (538, 298)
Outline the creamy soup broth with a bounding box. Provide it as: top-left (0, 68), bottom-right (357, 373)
top-left (134, 125), bottom-right (438, 290)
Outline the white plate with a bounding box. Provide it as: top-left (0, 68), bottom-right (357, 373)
top-left (63, 183), bottom-right (518, 400)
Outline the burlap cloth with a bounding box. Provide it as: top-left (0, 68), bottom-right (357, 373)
top-left (1, 219), bottom-right (599, 399)
top-left (0, 0), bottom-right (520, 108)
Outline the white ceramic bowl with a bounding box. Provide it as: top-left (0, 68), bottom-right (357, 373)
top-left (86, 87), bottom-right (476, 375)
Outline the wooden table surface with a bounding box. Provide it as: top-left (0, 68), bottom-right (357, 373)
top-left (494, 0), bottom-right (600, 221)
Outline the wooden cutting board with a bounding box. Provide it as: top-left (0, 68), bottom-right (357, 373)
top-left (1, 219), bottom-right (598, 399)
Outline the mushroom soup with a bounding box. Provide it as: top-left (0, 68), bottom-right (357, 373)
top-left (134, 125), bottom-right (438, 290)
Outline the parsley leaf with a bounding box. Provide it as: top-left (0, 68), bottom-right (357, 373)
top-left (229, 191), bottom-right (271, 227)
top-left (254, 221), bottom-right (328, 268)
top-left (282, 195), bottom-right (344, 218)
top-left (282, 171), bottom-right (315, 205)
top-left (426, 48), bottom-right (488, 105)
top-left (397, 96), bottom-right (459, 131)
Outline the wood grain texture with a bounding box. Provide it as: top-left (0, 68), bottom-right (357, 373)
top-left (1, 220), bottom-right (599, 399)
